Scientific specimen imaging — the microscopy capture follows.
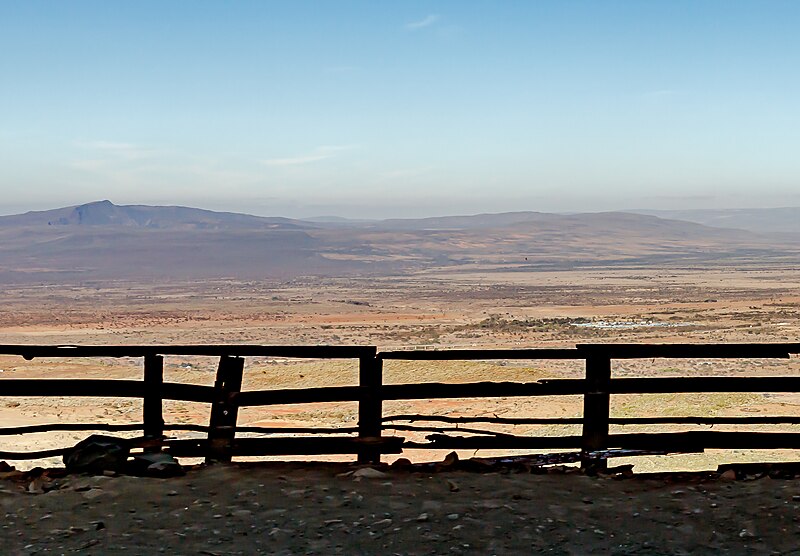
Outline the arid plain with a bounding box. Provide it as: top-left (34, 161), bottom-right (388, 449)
top-left (3, 203), bottom-right (800, 554)
top-left (2, 262), bottom-right (800, 473)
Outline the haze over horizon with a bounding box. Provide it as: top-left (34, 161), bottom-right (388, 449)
top-left (3, 1), bottom-right (800, 219)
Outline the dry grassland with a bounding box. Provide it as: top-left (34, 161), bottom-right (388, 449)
top-left (1, 265), bottom-right (799, 472)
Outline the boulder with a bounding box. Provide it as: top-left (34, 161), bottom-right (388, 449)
top-left (63, 435), bottom-right (130, 475)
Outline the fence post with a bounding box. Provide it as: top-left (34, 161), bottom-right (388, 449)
top-left (581, 353), bottom-right (611, 472)
top-left (358, 348), bottom-right (383, 464)
top-left (143, 354), bottom-right (164, 452)
top-left (206, 355), bottom-right (245, 464)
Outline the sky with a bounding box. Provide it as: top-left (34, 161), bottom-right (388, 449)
top-left (2, 0), bottom-right (800, 218)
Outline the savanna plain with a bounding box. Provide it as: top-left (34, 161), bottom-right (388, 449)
top-left (2, 262), bottom-right (800, 554)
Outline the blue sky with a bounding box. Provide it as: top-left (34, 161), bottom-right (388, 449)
top-left (1, 1), bottom-right (799, 218)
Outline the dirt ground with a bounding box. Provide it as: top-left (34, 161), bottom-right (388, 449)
top-left (3, 462), bottom-right (800, 555)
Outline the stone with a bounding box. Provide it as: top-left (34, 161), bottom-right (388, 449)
top-left (63, 435), bottom-right (130, 475)
top-left (129, 452), bottom-right (184, 477)
top-left (352, 468), bottom-right (388, 479)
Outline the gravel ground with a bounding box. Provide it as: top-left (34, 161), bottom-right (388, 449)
top-left (3, 462), bottom-right (800, 555)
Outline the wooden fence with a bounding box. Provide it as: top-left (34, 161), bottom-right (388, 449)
top-left (1, 343), bottom-right (800, 469)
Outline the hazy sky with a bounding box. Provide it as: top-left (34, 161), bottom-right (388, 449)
top-left (2, 1), bottom-right (799, 218)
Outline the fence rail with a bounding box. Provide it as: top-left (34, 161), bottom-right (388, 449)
top-left (1, 342), bottom-right (799, 469)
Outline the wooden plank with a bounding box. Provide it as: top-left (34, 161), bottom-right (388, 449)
top-left (378, 348), bottom-right (583, 360)
top-left (0, 379), bottom-right (215, 402)
top-left (143, 354), bottom-right (164, 452)
top-left (0, 379), bottom-right (147, 397)
top-left (606, 431), bottom-right (800, 450)
top-left (0, 448), bottom-right (72, 460)
top-left (581, 355), bottom-right (611, 471)
top-left (404, 434), bottom-right (584, 450)
top-left (0, 423), bottom-right (147, 435)
top-left (358, 355), bottom-right (383, 464)
top-left (383, 414), bottom-right (800, 426)
top-left (0, 423), bottom-right (357, 436)
top-left (168, 436), bottom-right (404, 457)
top-left (578, 343), bottom-right (797, 359)
top-left (0, 344), bottom-right (374, 360)
top-left (235, 385), bottom-right (362, 406)
top-left (608, 376), bottom-right (800, 394)
top-left (160, 382), bottom-right (217, 403)
top-left (383, 414), bottom-right (584, 425)
top-left (380, 380), bottom-right (586, 400)
top-left (206, 355), bottom-right (245, 463)
top-left (405, 431), bottom-right (800, 452)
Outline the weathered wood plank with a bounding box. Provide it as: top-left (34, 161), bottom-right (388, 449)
top-left (581, 355), bottom-right (611, 471)
top-left (169, 436), bottom-right (404, 457)
top-left (383, 414), bottom-right (800, 426)
top-left (0, 344), bottom-right (374, 360)
top-left (0, 379), bottom-right (215, 402)
top-left (207, 356), bottom-right (245, 463)
top-left (143, 354), bottom-right (164, 452)
top-left (379, 380), bottom-right (586, 400)
top-left (578, 343), bottom-right (797, 359)
top-left (609, 376), bottom-right (800, 393)
top-left (407, 431), bottom-right (800, 452)
top-left (0, 379), bottom-right (147, 397)
top-left (378, 348), bottom-right (583, 360)
top-left (406, 434), bottom-right (584, 450)
top-left (234, 385), bottom-right (362, 406)
top-left (0, 423), bottom-right (360, 436)
top-left (358, 355), bottom-right (383, 464)
top-left (606, 431), bottom-right (800, 450)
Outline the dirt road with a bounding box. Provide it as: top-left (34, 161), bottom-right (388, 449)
top-left (2, 462), bottom-right (800, 555)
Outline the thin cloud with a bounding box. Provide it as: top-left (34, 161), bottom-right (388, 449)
top-left (406, 14), bottom-right (440, 30)
top-left (263, 145), bottom-right (355, 167)
top-left (263, 153), bottom-right (333, 167)
top-left (74, 140), bottom-right (158, 160)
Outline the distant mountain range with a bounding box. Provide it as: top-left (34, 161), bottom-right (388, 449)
top-left (629, 207), bottom-right (800, 235)
top-left (0, 201), bottom-right (796, 283)
top-left (0, 199), bottom-right (308, 230)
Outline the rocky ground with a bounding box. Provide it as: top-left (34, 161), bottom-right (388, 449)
top-left (2, 461), bottom-right (800, 555)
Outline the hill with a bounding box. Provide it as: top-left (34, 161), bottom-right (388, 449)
top-left (0, 200), bottom-right (310, 230)
top-left (0, 201), bottom-right (796, 283)
top-left (630, 207), bottom-right (800, 236)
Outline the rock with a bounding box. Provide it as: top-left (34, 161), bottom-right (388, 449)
top-left (391, 458), bottom-right (412, 469)
top-left (63, 435), bottom-right (130, 475)
top-left (446, 480), bottom-right (460, 492)
top-left (129, 452), bottom-right (184, 477)
top-left (447, 513), bottom-right (460, 521)
top-left (416, 513), bottom-right (430, 522)
top-left (739, 528), bottom-right (755, 539)
top-left (719, 469), bottom-right (737, 481)
top-left (441, 452), bottom-right (459, 468)
top-left (82, 488), bottom-right (106, 500)
top-left (352, 468), bottom-right (388, 479)
top-left (372, 518), bottom-right (393, 528)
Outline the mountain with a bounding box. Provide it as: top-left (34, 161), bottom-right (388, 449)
top-left (0, 201), bottom-right (796, 283)
top-left (0, 200), bottom-right (311, 230)
top-left (629, 207), bottom-right (800, 236)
